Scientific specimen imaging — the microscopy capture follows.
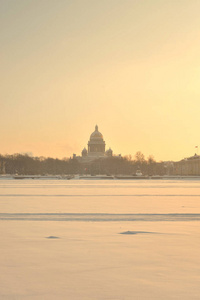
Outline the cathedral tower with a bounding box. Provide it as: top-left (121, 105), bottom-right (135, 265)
top-left (88, 125), bottom-right (106, 156)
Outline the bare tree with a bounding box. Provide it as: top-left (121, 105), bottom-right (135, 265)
top-left (135, 151), bottom-right (145, 163)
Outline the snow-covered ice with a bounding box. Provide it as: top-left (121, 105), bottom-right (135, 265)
top-left (0, 179), bottom-right (200, 299)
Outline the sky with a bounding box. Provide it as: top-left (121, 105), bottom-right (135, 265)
top-left (1, 0), bottom-right (200, 161)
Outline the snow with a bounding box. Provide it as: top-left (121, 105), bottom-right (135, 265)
top-left (0, 179), bottom-right (200, 299)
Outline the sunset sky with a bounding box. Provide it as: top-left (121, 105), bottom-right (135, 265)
top-left (1, 0), bottom-right (200, 161)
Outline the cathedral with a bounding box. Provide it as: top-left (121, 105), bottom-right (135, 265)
top-left (73, 125), bottom-right (114, 162)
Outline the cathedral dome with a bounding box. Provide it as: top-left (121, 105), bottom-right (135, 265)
top-left (88, 125), bottom-right (106, 155)
top-left (82, 147), bottom-right (87, 157)
top-left (90, 125), bottom-right (103, 140)
top-left (106, 148), bottom-right (113, 157)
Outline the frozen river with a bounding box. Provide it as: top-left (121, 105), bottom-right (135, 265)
top-left (1, 179), bottom-right (200, 299)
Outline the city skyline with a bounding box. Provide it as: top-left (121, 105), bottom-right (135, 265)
top-left (1, 1), bottom-right (200, 161)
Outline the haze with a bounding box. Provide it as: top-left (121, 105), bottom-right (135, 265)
top-left (1, 0), bottom-right (200, 160)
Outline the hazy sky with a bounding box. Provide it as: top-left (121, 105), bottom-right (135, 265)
top-left (1, 0), bottom-right (200, 161)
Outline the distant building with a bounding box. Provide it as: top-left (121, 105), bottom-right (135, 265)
top-left (87, 125), bottom-right (106, 157)
top-left (174, 154), bottom-right (200, 175)
top-left (72, 125), bottom-right (119, 163)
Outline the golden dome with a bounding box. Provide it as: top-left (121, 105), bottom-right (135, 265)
top-left (90, 125), bottom-right (103, 140)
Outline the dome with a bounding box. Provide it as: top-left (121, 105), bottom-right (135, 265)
top-left (106, 148), bottom-right (113, 157)
top-left (90, 125), bottom-right (103, 140)
top-left (82, 147), bottom-right (87, 157)
top-left (88, 125), bottom-right (106, 155)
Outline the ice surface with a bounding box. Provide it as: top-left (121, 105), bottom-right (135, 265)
top-left (120, 231), bottom-right (158, 235)
top-left (0, 179), bottom-right (200, 299)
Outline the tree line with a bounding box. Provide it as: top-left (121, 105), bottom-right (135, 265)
top-left (0, 152), bottom-right (168, 175)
